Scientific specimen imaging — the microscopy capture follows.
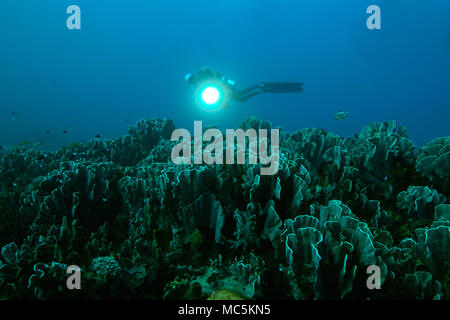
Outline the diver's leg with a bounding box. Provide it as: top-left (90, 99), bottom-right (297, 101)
top-left (239, 84), bottom-right (261, 95)
top-left (260, 82), bottom-right (303, 93)
top-left (237, 89), bottom-right (264, 102)
top-left (234, 83), bottom-right (266, 102)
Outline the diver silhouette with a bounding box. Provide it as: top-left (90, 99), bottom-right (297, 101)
top-left (185, 67), bottom-right (303, 102)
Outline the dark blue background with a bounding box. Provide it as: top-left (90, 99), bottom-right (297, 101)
top-left (1, 0), bottom-right (449, 148)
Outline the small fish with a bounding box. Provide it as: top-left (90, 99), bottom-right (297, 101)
top-left (125, 118), bottom-right (131, 123)
top-left (95, 134), bottom-right (102, 138)
top-left (19, 141), bottom-right (32, 146)
top-left (334, 110), bottom-right (349, 120)
top-left (32, 141), bottom-right (44, 147)
top-left (63, 130), bottom-right (68, 134)
top-left (11, 112), bottom-right (18, 121)
top-left (45, 130), bottom-right (50, 134)
top-left (11, 182), bottom-right (17, 188)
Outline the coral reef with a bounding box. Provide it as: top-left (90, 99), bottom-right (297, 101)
top-left (0, 118), bottom-right (448, 300)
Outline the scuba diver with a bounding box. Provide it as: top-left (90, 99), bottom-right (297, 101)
top-left (185, 67), bottom-right (303, 103)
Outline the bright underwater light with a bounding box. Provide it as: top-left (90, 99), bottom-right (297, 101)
top-left (195, 82), bottom-right (226, 111)
top-left (201, 86), bottom-right (221, 105)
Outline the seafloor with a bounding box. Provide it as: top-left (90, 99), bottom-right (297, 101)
top-left (0, 117), bottom-right (448, 299)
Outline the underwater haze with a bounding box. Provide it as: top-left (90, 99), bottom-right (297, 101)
top-left (1, 0), bottom-right (449, 148)
top-left (0, 0), bottom-right (450, 301)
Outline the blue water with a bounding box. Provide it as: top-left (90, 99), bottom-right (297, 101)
top-left (1, 0), bottom-right (449, 149)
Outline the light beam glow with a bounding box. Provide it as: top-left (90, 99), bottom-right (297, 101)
top-left (201, 86), bottom-right (220, 105)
